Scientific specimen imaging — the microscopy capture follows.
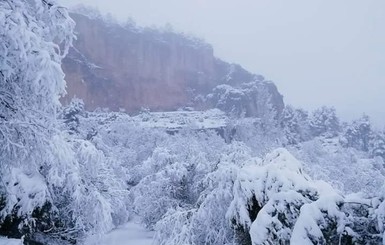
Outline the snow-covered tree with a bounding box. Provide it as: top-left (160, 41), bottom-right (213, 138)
top-left (62, 98), bottom-right (85, 133)
top-left (254, 84), bottom-right (280, 134)
top-left (281, 105), bottom-right (311, 145)
top-left (310, 106), bottom-right (340, 137)
top-left (130, 130), bottom-right (232, 228)
top-left (342, 115), bottom-right (372, 152)
top-left (0, 1), bottom-right (126, 243)
top-left (369, 131), bottom-right (385, 159)
top-left (0, 0), bottom-right (74, 241)
top-left (151, 141), bottom-right (253, 245)
top-left (229, 149), bottom-right (384, 245)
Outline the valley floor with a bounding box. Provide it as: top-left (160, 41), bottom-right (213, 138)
top-left (0, 220), bottom-right (153, 245)
top-left (85, 219), bottom-right (154, 245)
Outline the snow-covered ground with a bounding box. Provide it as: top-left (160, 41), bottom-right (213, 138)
top-left (0, 220), bottom-right (153, 245)
top-left (0, 237), bottom-right (21, 245)
top-left (86, 109), bottom-right (228, 130)
top-left (85, 219), bottom-right (154, 245)
top-left (133, 109), bottom-right (227, 129)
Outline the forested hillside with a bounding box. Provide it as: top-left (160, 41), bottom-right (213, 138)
top-left (0, 1), bottom-right (384, 245)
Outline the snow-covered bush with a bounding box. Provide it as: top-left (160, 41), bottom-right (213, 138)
top-left (151, 141), bottom-right (254, 245)
top-left (154, 163), bottom-right (237, 245)
top-left (65, 139), bottom-right (129, 235)
top-left (130, 130), bottom-right (233, 228)
top-left (229, 148), bottom-right (385, 245)
top-left (35, 134), bottom-right (128, 242)
top-left (142, 145), bottom-right (385, 245)
top-left (70, 111), bottom-right (171, 188)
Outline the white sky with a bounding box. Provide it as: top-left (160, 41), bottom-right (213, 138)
top-left (60, 0), bottom-right (385, 127)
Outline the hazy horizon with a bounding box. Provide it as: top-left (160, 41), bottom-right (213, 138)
top-left (60, 0), bottom-right (385, 127)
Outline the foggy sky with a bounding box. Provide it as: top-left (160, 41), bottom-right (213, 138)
top-left (60, 0), bottom-right (385, 127)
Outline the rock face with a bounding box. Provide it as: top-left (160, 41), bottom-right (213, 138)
top-left (62, 13), bottom-right (284, 116)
